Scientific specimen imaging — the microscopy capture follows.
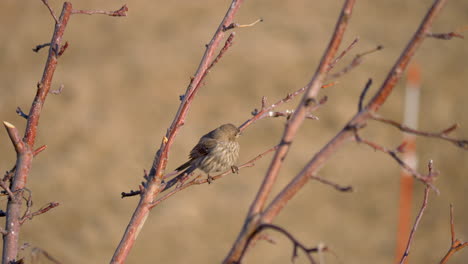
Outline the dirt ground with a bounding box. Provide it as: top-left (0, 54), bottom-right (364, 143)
top-left (0, 0), bottom-right (467, 263)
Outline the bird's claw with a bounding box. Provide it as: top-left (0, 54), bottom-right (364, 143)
top-left (231, 165), bottom-right (239, 174)
top-left (207, 175), bottom-right (214, 184)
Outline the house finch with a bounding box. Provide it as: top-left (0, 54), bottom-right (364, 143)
top-left (164, 123), bottom-right (240, 190)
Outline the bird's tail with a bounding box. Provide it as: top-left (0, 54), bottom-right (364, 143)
top-left (163, 165), bottom-right (196, 192)
top-left (175, 160), bottom-right (192, 172)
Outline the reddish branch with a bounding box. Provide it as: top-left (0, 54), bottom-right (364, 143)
top-left (224, 1), bottom-right (450, 263)
top-left (426, 32), bottom-right (464, 40)
top-left (224, 0), bottom-right (357, 261)
top-left (327, 45), bottom-right (383, 80)
top-left (397, 161), bottom-right (436, 264)
top-left (72, 5), bottom-right (128, 17)
top-left (2, 2), bottom-right (126, 263)
top-left (439, 205), bottom-right (468, 264)
top-left (353, 133), bottom-right (439, 192)
top-left (20, 202), bottom-right (60, 225)
top-left (111, 1), bottom-right (245, 263)
top-left (311, 175), bottom-right (353, 192)
top-left (371, 115), bottom-right (468, 150)
top-left (240, 224), bottom-right (329, 264)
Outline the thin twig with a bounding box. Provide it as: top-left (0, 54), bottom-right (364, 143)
top-left (240, 224), bottom-right (329, 264)
top-left (398, 185), bottom-right (431, 264)
top-left (426, 32), bottom-right (464, 40)
top-left (72, 5), bottom-right (128, 17)
top-left (16, 107), bottom-right (29, 119)
top-left (32, 43), bottom-right (51, 53)
top-left (310, 175), bottom-right (353, 192)
top-left (327, 45), bottom-right (383, 80)
top-left (371, 114), bottom-right (468, 150)
top-left (41, 0), bottom-right (59, 24)
top-left (358, 78), bottom-right (373, 112)
top-left (224, 18), bottom-right (263, 31)
top-left (439, 205), bottom-right (468, 264)
top-left (327, 37), bottom-right (359, 73)
top-left (20, 202), bottom-right (60, 225)
top-left (354, 133), bottom-right (439, 193)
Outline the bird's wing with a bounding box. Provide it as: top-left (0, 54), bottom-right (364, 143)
top-left (189, 137), bottom-right (217, 160)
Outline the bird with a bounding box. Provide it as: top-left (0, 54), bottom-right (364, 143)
top-left (164, 123), bottom-right (240, 190)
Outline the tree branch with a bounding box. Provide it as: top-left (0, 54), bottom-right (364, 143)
top-left (224, 1), bottom-right (357, 262)
top-left (111, 1), bottom-right (246, 263)
top-left (439, 205), bottom-right (468, 264)
top-left (72, 5), bottom-right (128, 17)
top-left (371, 115), bottom-right (468, 150)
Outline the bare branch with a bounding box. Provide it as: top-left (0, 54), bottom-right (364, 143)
top-left (310, 175), bottom-right (353, 192)
top-left (240, 224), bottom-right (330, 264)
top-left (398, 184), bottom-right (431, 264)
top-left (20, 202), bottom-right (60, 225)
top-left (439, 205), bottom-right (468, 264)
top-left (41, 0), bottom-right (59, 24)
top-left (371, 115), bottom-right (468, 150)
top-left (327, 45), bottom-right (383, 80)
top-left (354, 133), bottom-right (439, 192)
top-left (32, 43), bottom-right (51, 53)
top-left (112, 1), bottom-right (246, 262)
top-left (224, 1), bottom-right (358, 262)
top-left (224, 18), bottom-right (263, 31)
top-left (358, 78), bottom-right (373, 112)
top-left (327, 37), bottom-right (359, 73)
top-left (121, 189), bottom-right (141, 198)
top-left (426, 32), bottom-right (464, 40)
top-left (16, 107), bottom-right (29, 120)
top-left (72, 5), bottom-right (129, 17)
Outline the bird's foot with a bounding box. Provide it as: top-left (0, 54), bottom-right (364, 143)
top-left (207, 175), bottom-right (214, 184)
top-left (231, 165), bottom-right (239, 174)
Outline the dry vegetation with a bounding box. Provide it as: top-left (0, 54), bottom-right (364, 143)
top-left (0, 0), bottom-right (467, 263)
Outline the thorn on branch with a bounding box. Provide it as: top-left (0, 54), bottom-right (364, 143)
top-left (223, 18), bottom-right (263, 31)
top-left (358, 78), bottom-right (373, 112)
top-left (0, 210), bottom-right (6, 217)
top-left (121, 189), bottom-right (141, 198)
top-left (33, 145), bottom-right (47, 157)
top-left (58, 42), bottom-right (69, 57)
top-left (72, 4), bottom-right (129, 17)
top-left (32, 43), bottom-right (51, 53)
top-left (16, 107), bottom-right (29, 119)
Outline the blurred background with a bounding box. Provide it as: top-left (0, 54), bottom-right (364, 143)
top-left (1, 0), bottom-right (467, 263)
